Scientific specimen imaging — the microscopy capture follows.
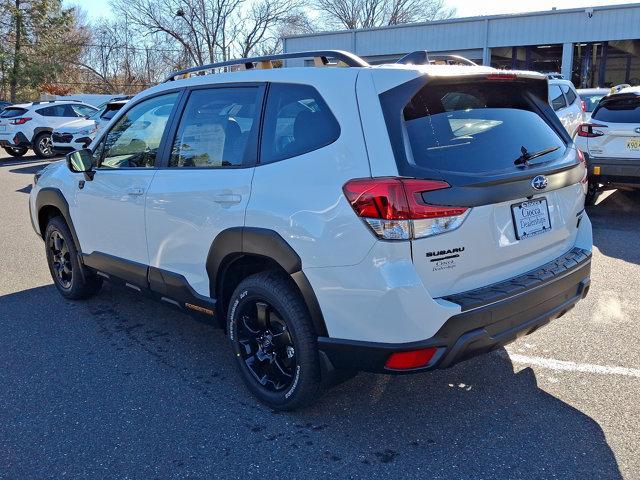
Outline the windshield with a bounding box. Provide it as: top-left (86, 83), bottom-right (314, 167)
top-left (580, 94), bottom-right (606, 113)
top-left (88, 107), bottom-right (106, 121)
top-left (402, 82), bottom-right (566, 175)
top-left (592, 96), bottom-right (640, 123)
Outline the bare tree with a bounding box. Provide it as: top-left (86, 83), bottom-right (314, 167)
top-left (314, 0), bottom-right (455, 30)
top-left (109, 0), bottom-right (301, 66)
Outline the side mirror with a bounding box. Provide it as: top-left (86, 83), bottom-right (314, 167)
top-left (66, 149), bottom-right (95, 180)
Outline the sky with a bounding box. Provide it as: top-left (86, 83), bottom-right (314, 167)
top-left (64, 0), bottom-right (636, 21)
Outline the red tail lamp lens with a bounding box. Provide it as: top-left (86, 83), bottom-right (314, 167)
top-left (385, 348), bottom-right (438, 370)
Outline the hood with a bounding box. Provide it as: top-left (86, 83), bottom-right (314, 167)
top-left (54, 118), bottom-right (96, 133)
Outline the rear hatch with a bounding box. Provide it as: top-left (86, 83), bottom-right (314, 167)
top-left (0, 107), bottom-right (28, 138)
top-left (377, 71), bottom-right (586, 297)
top-left (584, 93), bottom-right (640, 159)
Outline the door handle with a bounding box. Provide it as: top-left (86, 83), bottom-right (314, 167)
top-left (127, 187), bottom-right (145, 196)
top-left (213, 194), bottom-right (242, 205)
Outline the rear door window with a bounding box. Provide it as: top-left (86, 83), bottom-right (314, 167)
top-left (561, 85), bottom-right (577, 105)
top-left (260, 84), bottom-right (340, 164)
top-left (37, 105), bottom-right (67, 117)
top-left (549, 85), bottom-right (567, 111)
top-left (402, 81), bottom-right (566, 175)
top-left (592, 95), bottom-right (640, 123)
top-left (169, 87), bottom-right (260, 168)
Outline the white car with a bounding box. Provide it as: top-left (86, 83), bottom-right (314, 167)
top-left (578, 88), bottom-right (610, 122)
top-left (52, 100), bottom-right (129, 155)
top-left (29, 50), bottom-right (592, 410)
top-left (575, 87), bottom-right (640, 205)
top-left (549, 79), bottom-right (584, 137)
top-left (0, 101), bottom-right (97, 158)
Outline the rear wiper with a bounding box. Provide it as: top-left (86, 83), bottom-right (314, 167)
top-left (514, 145), bottom-right (560, 166)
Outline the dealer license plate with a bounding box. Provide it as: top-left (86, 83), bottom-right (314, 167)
top-left (511, 198), bottom-right (551, 240)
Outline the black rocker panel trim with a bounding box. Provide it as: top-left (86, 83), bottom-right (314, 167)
top-left (206, 227), bottom-right (327, 337)
top-left (148, 266), bottom-right (217, 313)
top-left (35, 188), bottom-right (83, 256)
top-left (83, 252), bottom-right (148, 288)
top-left (83, 252), bottom-right (217, 316)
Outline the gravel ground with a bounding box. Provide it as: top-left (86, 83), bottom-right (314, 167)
top-left (1, 151), bottom-right (638, 479)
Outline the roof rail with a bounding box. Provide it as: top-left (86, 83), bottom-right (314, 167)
top-left (164, 50), bottom-right (370, 82)
top-left (32, 99), bottom-right (82, 105)
top-left (396, 51), bottom-right (477, 66)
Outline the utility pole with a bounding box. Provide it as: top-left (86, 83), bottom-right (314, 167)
top-left (10, 0), bottom-right (22, 102)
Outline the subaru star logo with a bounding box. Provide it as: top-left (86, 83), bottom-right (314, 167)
top-left (532, 175), bottom-right (548, 190)
top-left (635, 127), bottom-right (640, 134)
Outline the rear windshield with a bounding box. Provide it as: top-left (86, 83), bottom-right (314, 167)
top-left (592, 96), bottom-right (640, 123)
top-left (402, 82), bottom-right (566, 175)
top-left (0, 107), bottom-right (27, 118)
top-left (580, 93), bottom-right (605, 113)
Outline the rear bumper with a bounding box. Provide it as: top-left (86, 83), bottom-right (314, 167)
top-left (585, 152), bottom-right (640, 186)
top-left (318, 247), bottom-right (591, 374)
top-left (0, 132), bottom-right (30, 149)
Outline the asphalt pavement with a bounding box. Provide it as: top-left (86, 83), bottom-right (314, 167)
top-left (1, 151), bottom-right (639, 479)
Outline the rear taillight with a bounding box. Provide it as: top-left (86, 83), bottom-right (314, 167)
top-left (577, 123), bottom-right (606, 138)
top-left (580, 100), bottom-right (587, 112)
top-left (9, 117), bottom-right (32, 125)
top-left (342, 178), bottom-right (470, 241)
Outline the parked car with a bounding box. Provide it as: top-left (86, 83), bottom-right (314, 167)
top-left (52, 99), bottom-right (129, 155)
top-left (0, 100), bottom-right (11, 111)
top-left (0, 100), bottom-right (98, 158)
top-left (575, 87), bottom-right (640, 205)
top-left (549, 79), bottom-right (584, 137)
top-left (578, 88), bottom-right (610, 122)
top-left (30, 50), bottom-right (592, 410)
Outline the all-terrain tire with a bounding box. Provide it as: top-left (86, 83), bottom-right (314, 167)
top-left (227, 271), bottom-right (322, 411)
top-left (44, 216), bottom-right (103, 299)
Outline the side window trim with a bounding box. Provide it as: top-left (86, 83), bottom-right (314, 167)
top-left (158, 82), bottom-right (266, 170)
top-left (92, 88), bottom-right (186, 170)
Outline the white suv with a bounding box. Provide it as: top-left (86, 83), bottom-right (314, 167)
top-left (575, 87), bottom-right (640, 205)
top-left (549, 79), bottom-right (584, 137)
top-left (0, 100), bottom-right (97, 158)
top-left (52, 99), bottom-right (129, 155)
top-left (29, 51), bottom-right (593, 410)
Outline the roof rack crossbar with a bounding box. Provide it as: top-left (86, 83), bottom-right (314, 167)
top-left (396, 51), bottom-right (477, 67)
top-left (164, 50), bottom-right (369, 82)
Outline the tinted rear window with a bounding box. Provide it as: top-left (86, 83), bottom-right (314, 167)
top-left (580, 94), bottom-right (605, 113)
top-left (403, 82), bottom-right (566, 175)
top-left (592, 96), bottom-right (640, 123)
top-left (0, 107), bottom-right (27, 118)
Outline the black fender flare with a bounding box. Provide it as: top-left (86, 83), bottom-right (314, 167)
top-left (35, 187), bottom-right (83, 257)
top-left (207, 227), bottom-right (328, 337)
top-left (32, 127), bottom-right (53, 143)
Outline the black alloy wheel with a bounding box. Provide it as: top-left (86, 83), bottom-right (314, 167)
top-left (236, 300), bottom-right (297, 392)
top-left (48, 230), bottom-right (73, 290)
top-left (228, 271), bottom-right (322, 410)
top-left (44, 216), bottom-right (103, 299)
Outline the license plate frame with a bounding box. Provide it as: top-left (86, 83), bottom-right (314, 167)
top-left (511, 198), bottom-right (552, 240)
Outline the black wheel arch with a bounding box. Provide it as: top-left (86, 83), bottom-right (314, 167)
top-left (207, 227), bottom-right (328, 337)
top-left (32, 127), bottom-right (53, 143)
top-left (35, 187), bottom-right (83, 259)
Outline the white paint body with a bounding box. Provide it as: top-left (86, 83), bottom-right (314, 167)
top-left (30, 63), bottom-right (593, 345)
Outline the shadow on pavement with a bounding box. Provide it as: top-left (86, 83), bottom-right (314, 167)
top-left (0, 282), bottom-right (622, 479)
top-left (588, 188), bottom-right (640, 265)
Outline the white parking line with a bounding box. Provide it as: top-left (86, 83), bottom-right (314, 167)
top-left (505, 352), bottom-right (640, 379)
